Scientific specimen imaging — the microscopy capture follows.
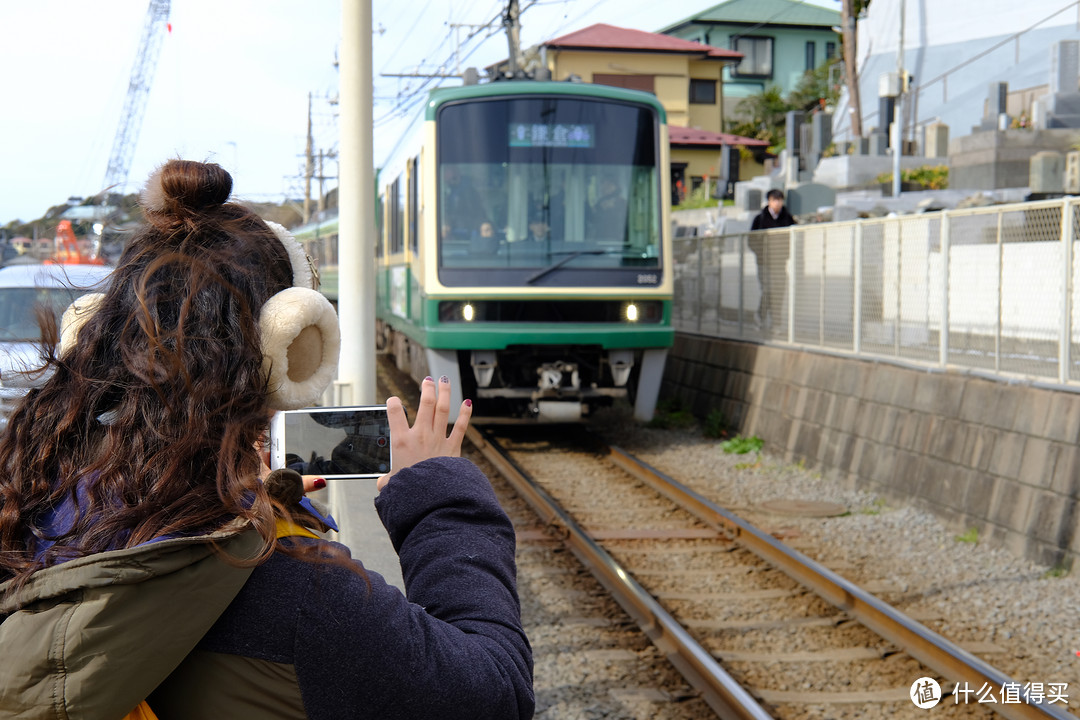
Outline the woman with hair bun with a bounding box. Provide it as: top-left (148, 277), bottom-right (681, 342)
top-left (0, 160), bottom-right (533, 720)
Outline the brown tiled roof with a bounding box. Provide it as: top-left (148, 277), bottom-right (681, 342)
top-left (545, 23), bottom-right (742, 61)
top-left (668, 125), bottom-right (769, 147)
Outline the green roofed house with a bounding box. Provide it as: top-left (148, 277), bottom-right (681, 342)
top-left (660, 0), bottom-right (842, 115)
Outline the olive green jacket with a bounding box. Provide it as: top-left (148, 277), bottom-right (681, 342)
top-left (0, 521), bottom-right (261, 720)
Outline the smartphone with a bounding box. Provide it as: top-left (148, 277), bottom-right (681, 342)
top-left (269, 406), bottom-right (391, 479)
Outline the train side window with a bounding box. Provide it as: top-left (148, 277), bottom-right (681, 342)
top-left (376, 190), bottom-right (385, 258)
top-left (390, 177), bottom-right (404, 255)
top-left (408, 157), bottom-right (419, 254)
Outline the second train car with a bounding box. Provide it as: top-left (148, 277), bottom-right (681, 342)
top-left (375, 79), bottom-right (673, 422)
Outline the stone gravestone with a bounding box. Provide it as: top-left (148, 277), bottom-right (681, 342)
top-left (878, 96), bottom-right (896, 145)
top-left (720, 144), bottom-right (740, 199)
top-left (734, 182), bottom-right (762, 213)
top-left (1051, 39), bottom-right (1079, 95)
top-left (924, 122), bottom-right (949, 158)
top-left (786, 110), bottom-right (805, 174)
top-left (1029, 151), bottom-right (1064, 195)
top-left (977, 82), bottom-right (1009, 131)
top-left (800, 124), bottom-right (813, 173)
top-left (810, 112), bottom-right (833, 169)
top-left (868, 132), bottom-right (889, 156)
top-left (786, 183), bottom-right (837, 217)
top-left (1037, 41), bottom-right (1080, 129)
top-left (1066, 152), bottom-right (1080, 194)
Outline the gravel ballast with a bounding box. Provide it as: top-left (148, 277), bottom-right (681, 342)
top-left (590, 406), bottom-right (1080, 717)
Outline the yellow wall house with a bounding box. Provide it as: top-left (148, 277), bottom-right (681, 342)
top-left (498, 23), bottom-right (770, 202)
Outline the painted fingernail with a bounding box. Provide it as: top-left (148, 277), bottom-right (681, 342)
top-left (424, 376), bottom-right (433, 382)
top-left (465, 399), bottom-right (472, 407)
top-left (440, 375), bottom-right (449, 383)
top-left (313, 478), bottom-right (326, 490)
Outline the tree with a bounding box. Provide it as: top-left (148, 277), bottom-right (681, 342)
top-left (841, 0), bottom-right (872, 139)
top-left (726, 58), bottom-right (843, 152)
top-left (729, 85), bottom-right (792, 149)
top-left (788, 57), bottom-right (843, 112)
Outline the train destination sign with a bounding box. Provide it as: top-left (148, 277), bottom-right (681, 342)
top-left (508, 123), bottom-right (595, 148)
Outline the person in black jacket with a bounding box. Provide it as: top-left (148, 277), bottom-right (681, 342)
top-left (749, 189), bottom-right (796, 329)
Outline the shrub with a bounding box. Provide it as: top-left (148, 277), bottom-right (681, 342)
top-left (703, 409), bottom-right (727, 439)
top-left (720, 435), bottom-right (764, 455)
top-left (648, 397), bottom-right (697, 430)
top-left (875, 165), bottom-right (949, 190)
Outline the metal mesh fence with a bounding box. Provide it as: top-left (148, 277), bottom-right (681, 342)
top-left (755, 229), bottom-right (791, 343)
top-left (999, 203), bottom-right (1062, 378)
top-left (671, 197), bottom-right (1080, 387)
top-left (858, 221), bottom-right (888, 356)
top-left (672, 236), bottom-right (700, 334)
top-left (1073, 207), bottom-right (1080, 382)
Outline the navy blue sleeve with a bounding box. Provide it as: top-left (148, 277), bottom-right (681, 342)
top-left (289, 457), bottom-right (533, 720)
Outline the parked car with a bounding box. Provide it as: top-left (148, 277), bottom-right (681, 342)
top-left (0, 264), bottom-right (113, 431)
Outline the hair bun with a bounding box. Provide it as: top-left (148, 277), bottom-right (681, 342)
top-left (141, 159), bottom-right (232, 217)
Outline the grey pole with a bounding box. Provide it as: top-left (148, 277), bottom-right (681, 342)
top-left (892, 0), bottom-right (905, 198)
top-left (338, 0), bottom-right (377, 406)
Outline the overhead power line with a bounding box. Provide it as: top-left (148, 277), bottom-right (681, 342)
top-left (374, 0), bottom-right (549, 124)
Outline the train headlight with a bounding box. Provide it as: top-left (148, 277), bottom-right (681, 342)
top-left (463, 303), bottom-right (475, 322)
top-left (625, 303), bottom-right (639, 322)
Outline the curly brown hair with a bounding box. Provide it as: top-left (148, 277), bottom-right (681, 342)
top-left (0, 160), bottom-right (297, 586)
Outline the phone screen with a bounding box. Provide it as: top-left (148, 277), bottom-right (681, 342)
top-left (271, 406), bottom-right (391, 479)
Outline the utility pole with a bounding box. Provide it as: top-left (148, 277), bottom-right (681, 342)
top-left (503, 0), bottom-right (521, 78)
top-left (841, 0), bottom-right (863, 140)
top-left (338, 0), bottom-right (376, 406)
top-left (303, 92), bottom-right (314, 225)
top-left (317, 151), bottom-right (325, 216)
top-left (892, 0), bottom-right (905, 198)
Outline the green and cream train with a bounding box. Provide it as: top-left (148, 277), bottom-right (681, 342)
top-left (375, 80), bottom-right (673, 422)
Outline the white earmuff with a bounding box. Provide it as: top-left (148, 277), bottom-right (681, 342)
top-left (58, 292), bottom-right (106, 357)
top-left (259, 286), bottom-right (340, 410)
top-left (261, 222), bottom-right (340, 410)
top-left (53, 221), bottom-right (340, 411)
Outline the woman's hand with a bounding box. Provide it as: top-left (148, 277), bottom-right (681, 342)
top-left (379, 375), bottom-right (472, 491)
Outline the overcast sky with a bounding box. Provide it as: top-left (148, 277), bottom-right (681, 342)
top-left (0, 0), bottom-right (839, 226)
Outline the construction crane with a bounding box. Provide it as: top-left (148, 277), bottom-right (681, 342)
top-left (101, 0), bottom-right (171, 196)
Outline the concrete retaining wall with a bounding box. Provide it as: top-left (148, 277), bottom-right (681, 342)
top-left (662, 334), bottom-right (1080, 568)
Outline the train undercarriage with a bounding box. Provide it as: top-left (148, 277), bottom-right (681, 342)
top-left (378, 322), bottom-right (666, 423)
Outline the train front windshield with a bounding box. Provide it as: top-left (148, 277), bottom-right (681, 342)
top-left (437, 96), bottom-right (661, 286)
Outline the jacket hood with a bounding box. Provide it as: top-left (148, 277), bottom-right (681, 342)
top-left (0, 519), bottom-right (263, 720)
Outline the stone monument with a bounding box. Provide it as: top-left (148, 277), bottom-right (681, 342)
top-left (924, 122), bottom-right (949, 158)
top-left (810, 112), bottom-right (833, 169)
top-left (1066, 151), bottom-right (1080, 194)
top-left (1036, 41), bottom-right (1080, 129)
top-left (1029, 151), bottom-right (1064, 195)
top-left (975, 82), bottom-right (1009, 132)
top-left (786, 183), bottom-right (837, 216)
top-left (950, 42), bottom-right (1080, 189)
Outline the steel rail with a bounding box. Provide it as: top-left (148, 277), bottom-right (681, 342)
top-left (607, 446), bottom-right (1074, 720)
top-left (466, 426), bottom-right (774, 720)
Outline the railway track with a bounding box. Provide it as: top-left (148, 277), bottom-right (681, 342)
top-left (468, 425), bottom-right (1074, 720)
top-left (373, 355), bottom-right (1072, 719)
